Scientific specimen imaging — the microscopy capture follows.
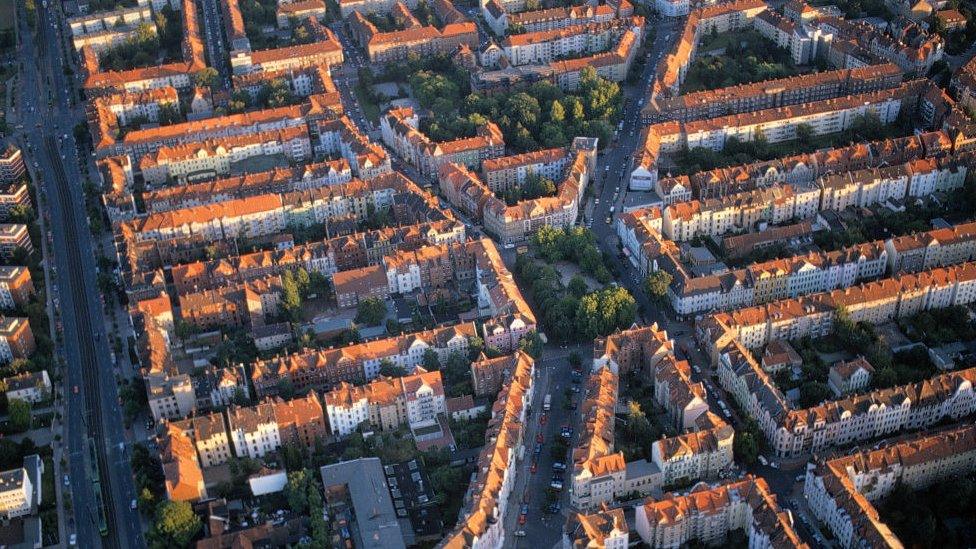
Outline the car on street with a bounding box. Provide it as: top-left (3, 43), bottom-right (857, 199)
top-left (536, 433), bottom-right (544, 443)
top-left (530, 461), bottom-right (537, 473)
top-left (515, 530), bottom-right (526, 537)
top-left (63, 475), bottom-right (69, 487)
top-left (68, 534), bottom-right (76, 546)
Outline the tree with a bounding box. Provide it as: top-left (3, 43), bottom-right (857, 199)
top-left (355, 297), bottom-right (387, 326)
top-left (193, 67), bottom-right (219, 89)
top-left (285, 470), bottom-right (314, 514)
top-left (567, 275), bottom-right (588, 298)
top-left (379, 358), bottom-right (407, 378)
top-left (7, 399), bottom-right (30, 432)
top-left (149, 500), bottom-right (202, 548)
top-left (734, 431), bottom-right (759, 466)
top-left (798, 381), bottom-right (832, 407)
top-left (281, 270), bottom-right (302, 321)
top-left (644, 271), bottom-right (673, 303)
top-left (422, 348), bottom-right (441, 371)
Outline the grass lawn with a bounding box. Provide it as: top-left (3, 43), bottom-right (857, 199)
top-left (354, 82), bottom-right (381, 123)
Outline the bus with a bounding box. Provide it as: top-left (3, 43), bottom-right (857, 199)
top-left (543, 394), bottom-right (552, 411)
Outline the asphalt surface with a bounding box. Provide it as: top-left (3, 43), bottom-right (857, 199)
top-left (13, 2), bottom-right (144, 548)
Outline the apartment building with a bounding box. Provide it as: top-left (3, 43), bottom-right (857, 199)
top-left (381, 107), bottom-right (505, 179)
top-left (67, 5), bottom-right (154, 51)
top-left (346, 3), bottom-right (478, 64)
top-left (272, 392), bottom-right (328, 449)
top-left (716, 331), bottom-right (976, 457)
top-left (571, 366), bottom-right (625, 512)
top-left (0, 457), bottom-right (39, 519)
top-left (634, 476), bottom-right (806, 548)
top-left (139, 126), bottom-right (312, 185)
top-left (0, 145), bottom-right (26, 185)
top-left (145, 161), bottom-right (352, 214)
top-left (651, 421), bottom-right (735, 487)
top-left (241, 35), bottom-right (345, 74)
top-left (702, 261), bottom-right (976, 352)
top-left (323, 368), bottom-right (445, 437)
top-left (227, 401), bottom-right (281, 459)
top-left (177, 275), bottom-right (282, 332)
top-left (0, 317), bottom-right (35, 364)
top-left (82, 0), bottom-right (205, 93)
top-left (645, 64), bottom-right (903, 123)
top-left (250, 323), bottom-right (476, 396)
top-left (488, 3), bottom-right (614, 35)
top-left (661, 184), bottom-right (820, 241)
top-left (563, 508), bottom-right (630, 549)
top-left (276, 0), bottom-right (328, 27)
top-left (886, 221), bottom-right (976, 274)
top-left (2, 370), bottom-right (51, 405)
top-left (472, 239), bottom-right (539, 352)
top-left (0, 224), bottom-right (32, 259)
top-left (804, 425), bottom-right (976, 549)
top-left (632, 81), bottom-right (925, 192)
top-left (0, 267), bottom-right (35, 309)
top-left (480, 148), bottom-right (572, 193)
top-left (827, 356), bottom-right (874, 396)
top-left (499, 18), bottom-right (636, 67)
top-left (470, 350), bottom-right (532, 397)
top-left (593, 323), bottom-right (674, 377)
top-left (161, 423), bottom-right (207, 503)
top-left (437, 342), bottom-right (534, 549)
top-left (339, 0), bottom-right (417, 18)
top-left (186, 412), bottom-right (233, 468)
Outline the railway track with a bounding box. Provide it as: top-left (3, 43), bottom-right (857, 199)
top-left (43, 136), bottom-right (120, 549)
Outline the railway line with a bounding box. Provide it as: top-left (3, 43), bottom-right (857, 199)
top-left (43, 135), bottom-right (119, 548)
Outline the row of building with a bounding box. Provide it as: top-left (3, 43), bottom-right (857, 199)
top-left (803, 424), bottom-right (976, 549)
top-left (159, 390), bottom-right (330, 501)
top-left (631, 79), bottom-right (941, 193)
top-left (660, 155), bottom-right (967, 242)
top-left (570, 324), bottom-right (736, 512)
top-left (437, 344), bottom-right (535, 548)
top-left (346, 0), bottom-right (478, 64)
top-left (649, 129), bottom-right (957, 203)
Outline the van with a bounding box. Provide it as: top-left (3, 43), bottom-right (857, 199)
top-left (609, 206), bottom-right (615, 214)
top-left (758, 456), bottom-right (768, 466)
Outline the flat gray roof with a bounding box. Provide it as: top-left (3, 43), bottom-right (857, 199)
top-left (321, 458), bottom-right (406, 549)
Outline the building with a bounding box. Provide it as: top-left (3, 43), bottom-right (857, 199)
top-left (0, 144), bottom-right (26, 185)
top-left (323, 368), bottom-right (446, 437)
top-left (272, 392), bottom-right (328, 449)
top-left (760, 340), bottom-right (802, 373)
top-left (470, 351), bottom-right (532, 397)
top-left (0, 267), bottom-right (35, 309)
top-left (563, 507), bottom-right (630, 549)
top-left (3, 370), bottom-right (51, 405)
top-left (827, 356), bottom-right (875, 396)
top-left (0, 225), bottom-right (32, 259)
top-left (227, 401), bottom-right (281, 459)
top-left (0, 317), bottom-right (35, 363)
top-left (438, 334), bottom-right (534, 548)
top-left (187, 412), bottom-right (233, 468)
top-left (160, 423), bottom-right (207, 502)
top-left (320, 458), bottom-right (406, 549)
top-left (381, 107), bottom-right (505, 179)
top-left (0, 455), bottom-right (41, 519)
top-left (804, 425), bottom-right (976, 549)
top-left (250, 323), bottom-right (475, 395)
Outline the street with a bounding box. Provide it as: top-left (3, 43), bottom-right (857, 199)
top-left (11, 1), bottom-right (144, 547)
